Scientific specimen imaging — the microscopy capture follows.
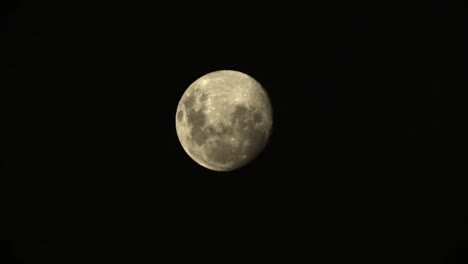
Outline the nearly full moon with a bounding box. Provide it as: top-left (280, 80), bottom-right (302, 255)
top-left (175, 70), bottom-right (273, 171)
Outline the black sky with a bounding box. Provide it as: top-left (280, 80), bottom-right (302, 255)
top-left (5, 1), bottom-right (466, 263)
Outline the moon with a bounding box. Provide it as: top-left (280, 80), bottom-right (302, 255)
top-left (175, 70), bottom-right (273, 171)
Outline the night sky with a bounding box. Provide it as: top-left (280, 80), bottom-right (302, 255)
top-left (5, 1), bottom-right (466, 263)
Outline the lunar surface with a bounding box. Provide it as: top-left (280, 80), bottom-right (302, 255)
top-left (176, 70), bottom-right (273, 171)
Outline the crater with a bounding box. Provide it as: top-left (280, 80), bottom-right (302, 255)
top-left (208, 123), bottom-right (234, 137)
top-left (177, 110), bottom-right (184, 122)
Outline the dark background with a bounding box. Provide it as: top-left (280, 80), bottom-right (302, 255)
top-left (4, 1), bottom-right (466, 263)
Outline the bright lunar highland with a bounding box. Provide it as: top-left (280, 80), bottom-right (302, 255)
top-left (175, 70), bottom-right (273, 171)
